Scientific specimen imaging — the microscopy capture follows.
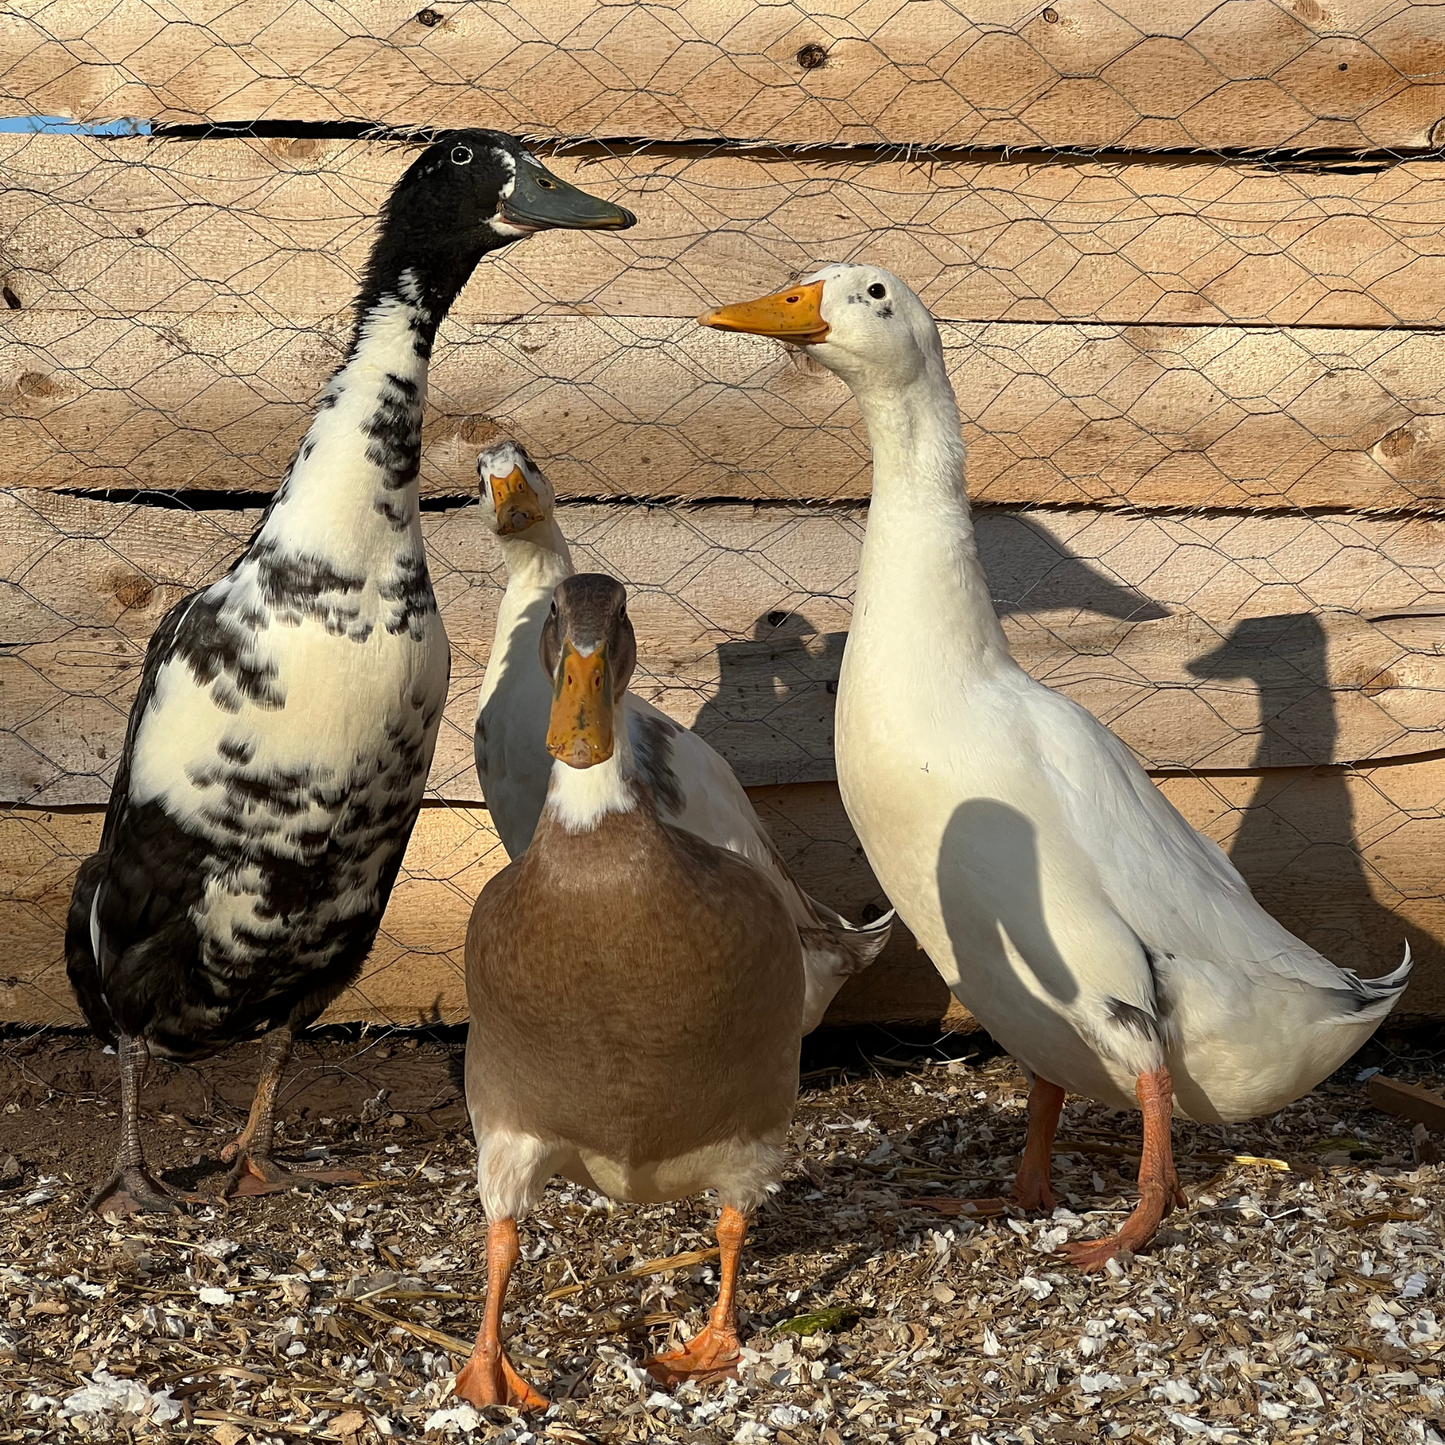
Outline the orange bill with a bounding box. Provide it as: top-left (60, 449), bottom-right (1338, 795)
top-left (488, 465), bottom-right (544, 534)
top-left (698, 279), bottom-right (829, 345)
top-left (546, 641), bottom-right (614, 768)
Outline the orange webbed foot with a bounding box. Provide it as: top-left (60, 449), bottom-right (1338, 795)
top-left (453, 1347), bottom-right (549, 1412)
top-left (1010, 1171), bottom-right (1057, 1213)
top-left (1060, 1233), bottom-right (1129, 1272)
top-left (644, 1322), bottom-right (743, 1387)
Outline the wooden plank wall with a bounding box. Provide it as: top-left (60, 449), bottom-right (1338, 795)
top-left (3, 1), bottom-right (1445, 1030)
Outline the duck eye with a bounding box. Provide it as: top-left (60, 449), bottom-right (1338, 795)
top-left (868, 282), bottom-right (886, 300)
top-left (451, 144), bottom-right (473, 165)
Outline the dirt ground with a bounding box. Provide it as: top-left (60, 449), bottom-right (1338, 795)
top-left (0, 1024), bottom-right (1442, 1445)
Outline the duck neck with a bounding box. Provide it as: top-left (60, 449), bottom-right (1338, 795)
top-left (544, 708), bottom-right (640, 834)
top-left (497, 519), bottom-right (575, 598)
top-left (850, 362), bottom-right (1008, 668)
top-left (251, 226), bottom-right (499, 566)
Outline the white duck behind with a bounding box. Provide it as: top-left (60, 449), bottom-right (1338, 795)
top-left (701, 264), bottom-right (1411, 1267)
top-left (472, 441), bottom-right (892, 1032)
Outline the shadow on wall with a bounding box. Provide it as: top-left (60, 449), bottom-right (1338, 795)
top-left (1187, 615), bottom-right (1425, 985)
top-left (693, 515), bottom-right (1170, 786)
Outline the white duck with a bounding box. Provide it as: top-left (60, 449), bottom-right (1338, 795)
top-left (471, 441), bottom-right (892, 1032)
top-left (701, 265), bottom-right (1412, 1268)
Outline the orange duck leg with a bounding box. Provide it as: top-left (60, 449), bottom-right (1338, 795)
top-left (1062, 1065), bottom-right (1187, 1271)
top-left (454, 1217), bottom-right (549, 1411)
top-left (645, 1205), bottom-right (748, 1386)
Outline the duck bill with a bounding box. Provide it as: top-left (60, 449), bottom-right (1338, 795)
top-left (501, 159), bottom-right (637, 232)
top-left (546, 642), bottom-right (614, 768)
top-left (698, 279), bottom-right (829, 345)
top-left (488, 465), bottom-right (545, 535)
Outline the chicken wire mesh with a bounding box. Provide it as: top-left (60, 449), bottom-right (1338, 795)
top-left (3, 0), bottom-right (1445, 1039)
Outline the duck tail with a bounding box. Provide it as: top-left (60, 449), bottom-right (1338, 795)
top-left (1335, 940), bottom-right (1413, 1023)
top-left (806, 901), bottom-right (896, 975)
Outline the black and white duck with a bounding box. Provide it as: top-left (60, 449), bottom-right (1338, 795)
top-left (473, 440), bottom-right (893, 1031)
top-left (65, 132), bottom-right (636, 1215)
top-left (457, 574), bottom-right (804, 1408)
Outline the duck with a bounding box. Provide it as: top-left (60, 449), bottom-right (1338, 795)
top-left (455, 572), bottom-right (804, 1408)
top-left (700, 264), bottom-right (1412, 1268)
top-left (64, 132), bottom-right (636, 1216)
top-left (471, 439), bottom-right (892, 1032)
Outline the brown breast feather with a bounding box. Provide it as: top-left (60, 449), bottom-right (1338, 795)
top-left (464, 793), bottom-right (805, 1169)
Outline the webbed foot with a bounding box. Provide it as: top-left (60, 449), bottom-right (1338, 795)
top-left (644, 1321), bottom-right (742, 1387)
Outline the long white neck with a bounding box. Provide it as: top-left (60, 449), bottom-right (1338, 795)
top-left (251, 290), bottom-right (434, 568)
top-left (544, 708), bottom-right (638, 833)
top-left (496, 517), bottom-right (574, 597)
top-left (848, 358), bottom-right (1008, 670)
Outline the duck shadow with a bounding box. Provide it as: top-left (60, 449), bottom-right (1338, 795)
top-left (1187, 614), bottom-right (1422, 980)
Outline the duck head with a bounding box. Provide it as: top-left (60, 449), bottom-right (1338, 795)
top-left (478, 440), bottom-right (553, 536)
top-left (541, 574), bottom-right (637, 769)
top-left (361, 131), bottom-right (636, 318)
top-left (698, 263), bottom-right (941, 391)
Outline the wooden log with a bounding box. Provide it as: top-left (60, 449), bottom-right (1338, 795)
top-left (8, 750), bottom-right (1445, 1028)
top-left (1366, 1075), bottom-right (1445, 1132)
top-left (8, 136), bottom-right (1445, 331)
top-left (7, 491), bottom-right (1445, 807)
top-left (2, 2), bottom-right (1441, 152)
top-left (0, 787), bottom-right (923, 1029)
top-left (5, 311), bottom-right (1445, 512)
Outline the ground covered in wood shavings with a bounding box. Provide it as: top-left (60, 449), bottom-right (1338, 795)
top-left (0, 1027), bottom-right (1443, 1445)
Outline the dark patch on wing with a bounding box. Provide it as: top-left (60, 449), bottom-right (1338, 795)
top-left (630, 710), bottom-right (686, 818)
top-left (1107, 997), bottom-right (1159, 1041)
top-left (1141, 943), bottom-right (1174, 1017)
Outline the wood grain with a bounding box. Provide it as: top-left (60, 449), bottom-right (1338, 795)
top-left (7, 137), bottom-right (1445, 330)
top-left (2, 1), bottom-right (1440, 152)
top-left (5, 311), bottom-right (1445, 512)
top-left (1365, 1074), bottom-right (1445, 1131)
top-left (8, 750), bottom-right (1445, 1028)
top-left (7, 491), bottom-right (1445, 808)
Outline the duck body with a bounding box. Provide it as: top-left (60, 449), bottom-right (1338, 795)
top-left (64, 133), bottom-right (637, 1213)
top-left (472, 443), bottom-right (891, 1031)
top-left (466, 793), bottom-right (800, 1213)
top-left (70, 330), bottom-right (449, 1064)
top-left (457, 573), bottom-right (803, 1409)
top-left (829, 331), bottom-right (1407, 1128)
top-left (702, 265), bottom-right (1409, 1263)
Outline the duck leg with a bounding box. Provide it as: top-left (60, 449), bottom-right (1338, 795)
top-left (221, 1026), bottom-right (360, 1197)
top-left (1062, 1065), bottom-right (1186, 1270)
top-left (89, 1035), bottom-right (194, 1216)
top-left (454, 1217), bottom-right (549, 1410)
top-left (1011, 1076), bottom-right (1065, 1212)
top-left (645, 1205), bottom-right (748, 1386)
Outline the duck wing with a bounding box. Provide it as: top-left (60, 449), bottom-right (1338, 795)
top-left (1026, 679), bottom-right (1409, 1018)
top-left (627, 696), bottom-right (892, 1031)
top-left (66, 589), bottom-right (217, 1048)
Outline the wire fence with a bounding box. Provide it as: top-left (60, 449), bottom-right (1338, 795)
top-left (3, 5), bottom-right (1445, 1040)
